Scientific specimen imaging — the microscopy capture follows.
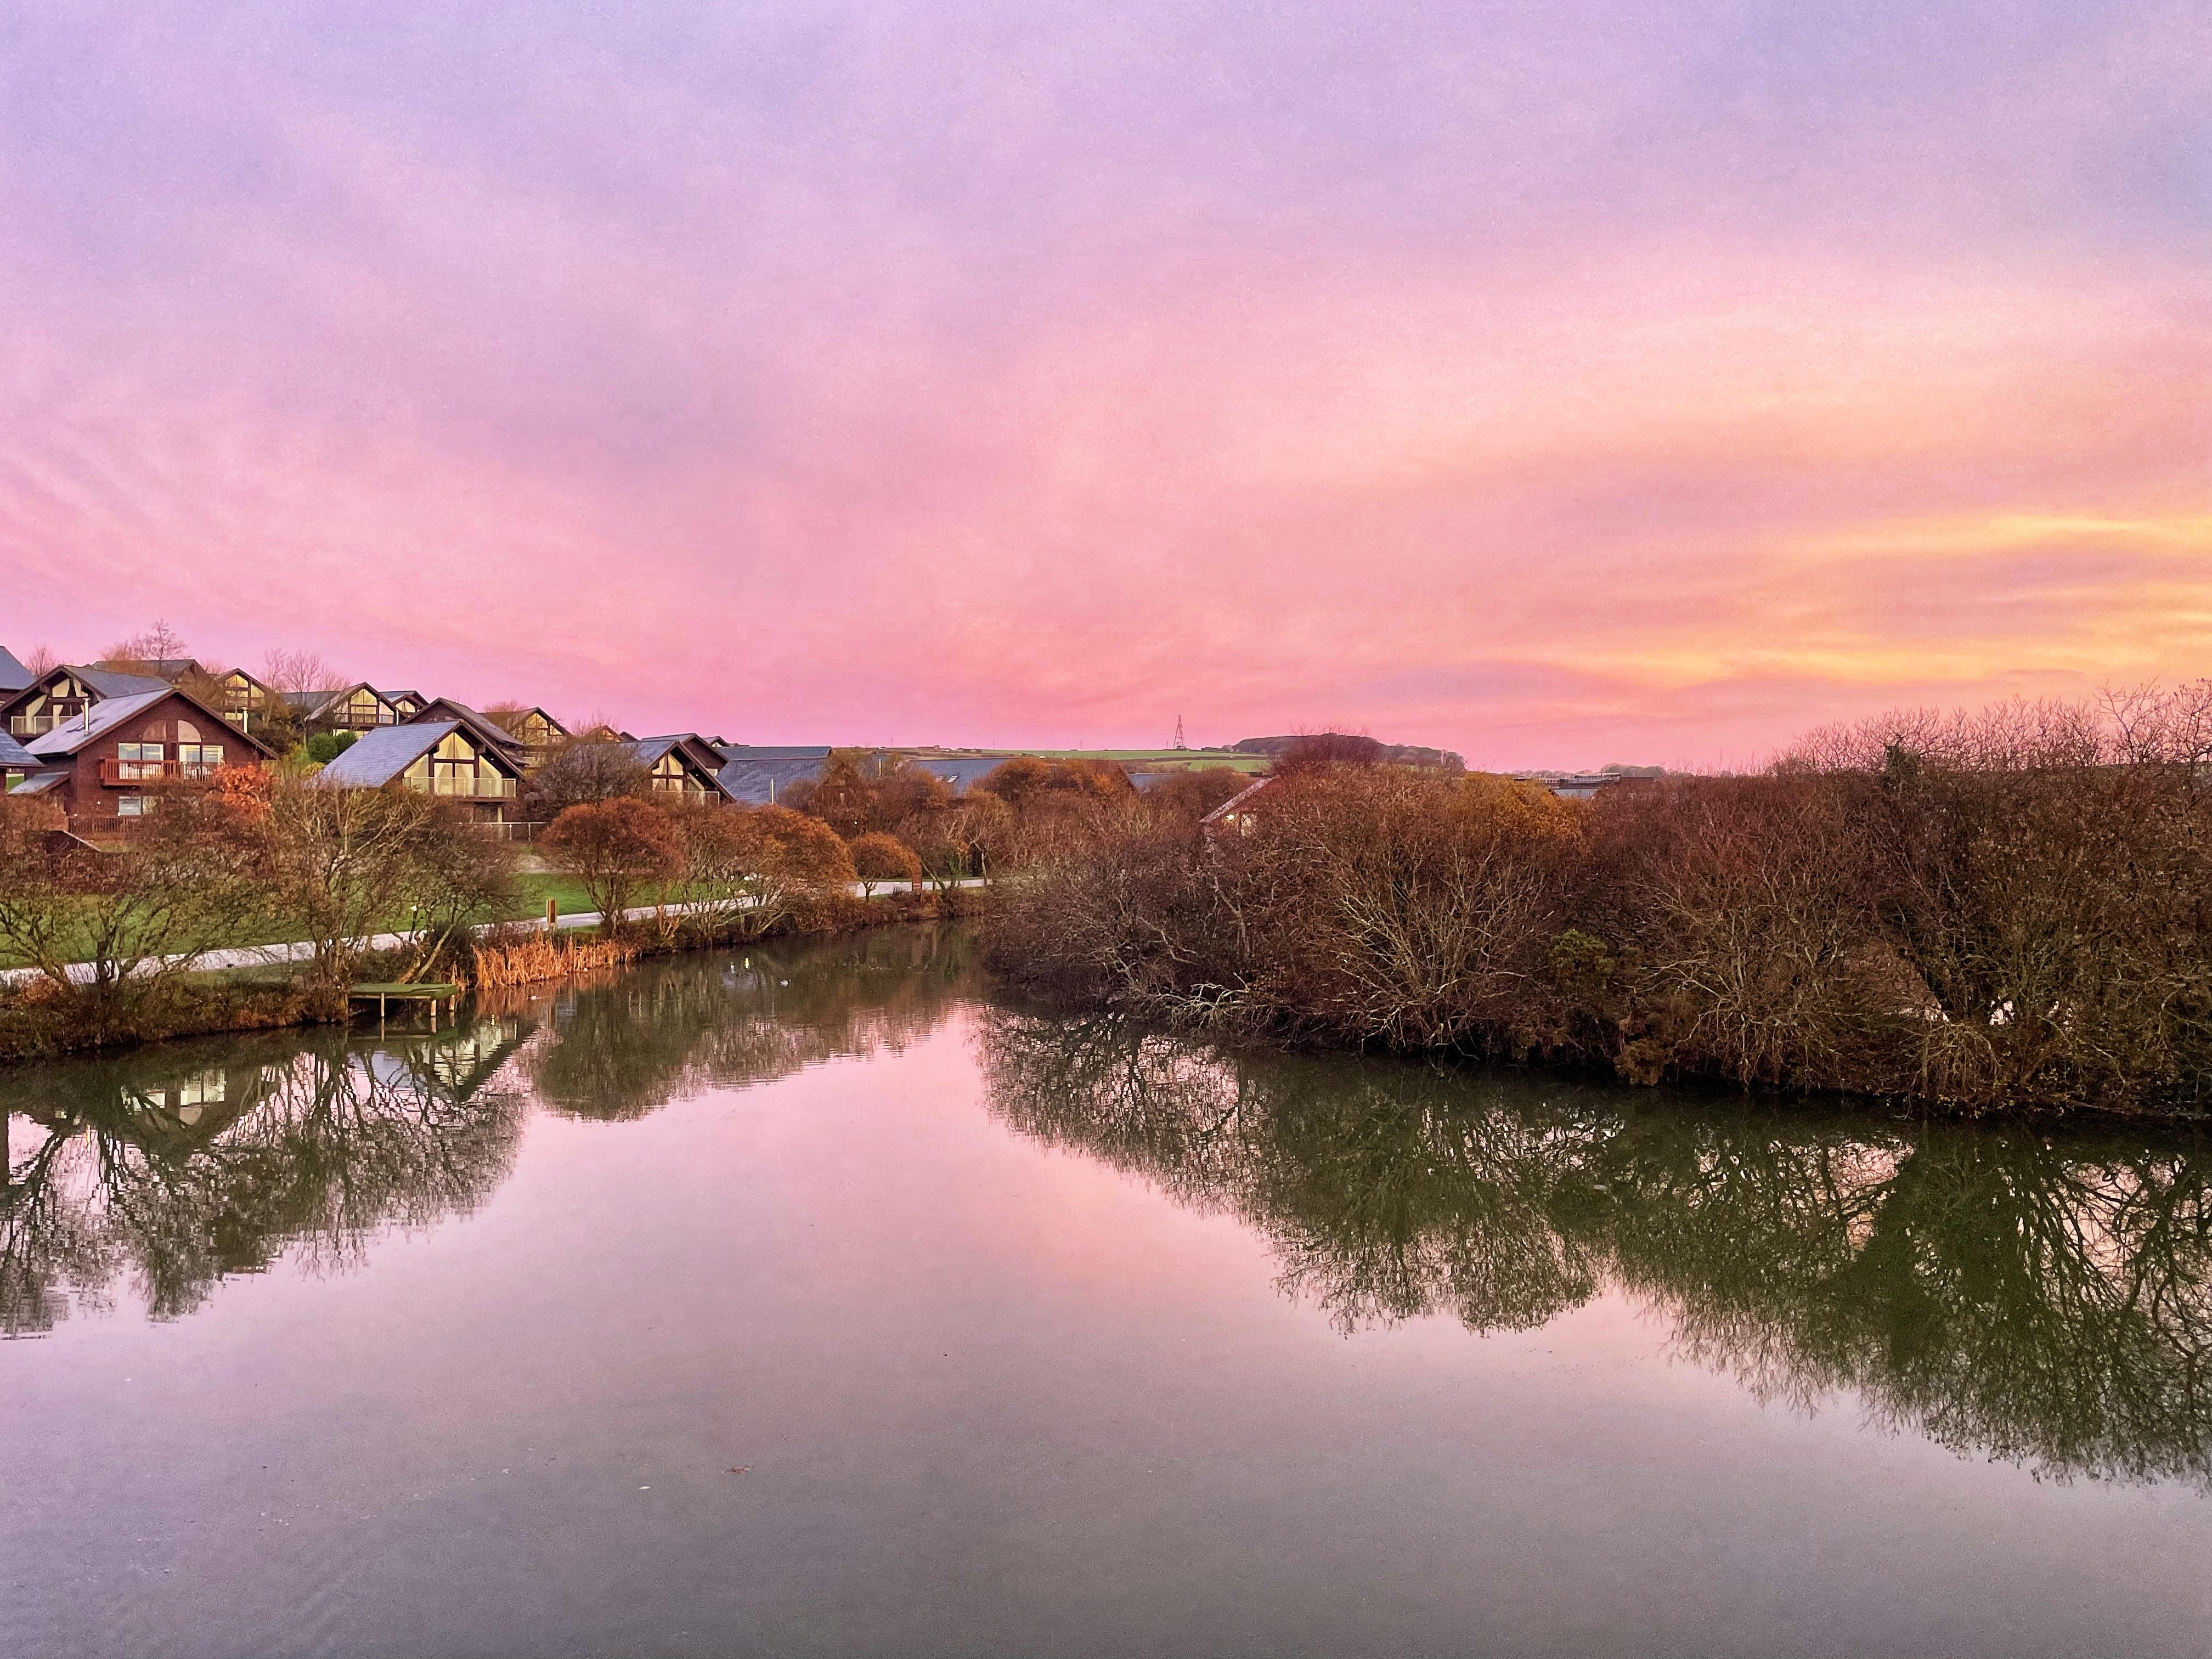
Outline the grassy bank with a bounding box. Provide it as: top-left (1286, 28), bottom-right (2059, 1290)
top-left (0, 889), bottom-right (968, 1064)
top-left (0, 874), bottom-right (601, 972)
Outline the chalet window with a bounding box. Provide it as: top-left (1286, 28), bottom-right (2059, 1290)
top-left (117, 795), bottom-right (157, 816)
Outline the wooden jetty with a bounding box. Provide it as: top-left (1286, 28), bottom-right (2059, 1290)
top-left (349, 983), bottom-right (462, 1030)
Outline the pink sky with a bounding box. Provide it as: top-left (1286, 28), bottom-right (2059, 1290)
top-left (2, 2), bottom-right (2205, 769)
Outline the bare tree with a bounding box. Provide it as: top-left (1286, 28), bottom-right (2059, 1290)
top-left (262, 647), bottom-right (337, 695)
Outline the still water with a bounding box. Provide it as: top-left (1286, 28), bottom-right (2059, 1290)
top-left (4, 928), bottom-right (2211, 1658)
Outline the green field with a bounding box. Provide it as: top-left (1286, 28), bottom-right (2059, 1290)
top-left (1, 873), bottom-right (605, 970)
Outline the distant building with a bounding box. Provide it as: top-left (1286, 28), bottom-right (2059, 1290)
top-left (1199, 776), bottom-right (1275, 836)
top-left (211, 668), bottom-right (284, 736)
top-left (481, 706), bottom-right (572, 766)
top-left (283, 682), bottom-right (407, 736)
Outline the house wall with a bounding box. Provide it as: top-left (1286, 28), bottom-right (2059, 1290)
top-left (50, 698), bottom-right (251, 833)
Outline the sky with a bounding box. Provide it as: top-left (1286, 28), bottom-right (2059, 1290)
top-left (1, 1), bottom-right (2205, 768)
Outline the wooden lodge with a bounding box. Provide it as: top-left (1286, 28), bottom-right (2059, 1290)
top-left (12, 685), bottom-right (277, 833)
top-left (312, 720), bottom-right (531, 831)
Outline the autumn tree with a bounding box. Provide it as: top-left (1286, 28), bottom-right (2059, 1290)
top-left (1274, 732), bottom-right (1385, 772)
top-left (849, 831), bottom-right (923, 897)
top-left (254, 772), bottom-right (509, 985)
top-left (541, 797), bottom-right (683, 932)
top-left (736, 805), bottom-right (857, 934)
top-left (0, 781), bottom-right (270, 1038)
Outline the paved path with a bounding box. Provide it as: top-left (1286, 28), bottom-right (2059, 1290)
top-left (0, 880), bottom-right (984, 988)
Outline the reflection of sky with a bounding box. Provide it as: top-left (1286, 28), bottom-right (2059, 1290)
top-left (7, 1013), bottom-right (2210, 1655)
top-left (2, 2), bottom-right (2204, 766)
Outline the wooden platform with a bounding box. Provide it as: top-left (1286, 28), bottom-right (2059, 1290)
top-left (349, 983), bottom-right (462, 1027)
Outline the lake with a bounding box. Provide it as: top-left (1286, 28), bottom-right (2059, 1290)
top-left (4, 926), bottom-right (2210, 1658)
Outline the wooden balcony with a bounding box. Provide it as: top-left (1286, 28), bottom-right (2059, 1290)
top-left (405, 774), bottom-right (518, 800)
top-left (98, 758), bottom-right (226, 785)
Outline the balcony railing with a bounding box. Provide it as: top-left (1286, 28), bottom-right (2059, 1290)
top-left (98, 758), bottom-right (225, 785)
top-left (405, 774), bottom-right (517, 799)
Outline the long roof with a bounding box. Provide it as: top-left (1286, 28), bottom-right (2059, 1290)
top-left (312, 723), bottom-right (460, 787)
top-left (712, 750), bottom-right (1010, 806)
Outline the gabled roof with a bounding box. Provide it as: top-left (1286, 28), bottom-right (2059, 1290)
top-left (0, 730), bottom-right (47, 771)
top-left (283, 681), bottom-right (407, 723)
top-left (483, 704), bottom-right (568, 738)
top-left (314, 720), bottom-right (528, 788)
top-left (595, 734), bottom-right (738, 801)
top-left (3, 664), bottom-right (172, 717)
top-left (407, 697), bottom-right (529, 753)
top-left (0, 647), bottom-right (33, 693)
top-left (23, 686), bottom-right (278, 759)
top-left (312, 723), bottom-right (452, 786)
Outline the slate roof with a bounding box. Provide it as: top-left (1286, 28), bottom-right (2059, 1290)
top-left (24, 691), bottom-right (173, 756)
top-left (0, 730), bottom-right (47, 771)
top-left (312, 723), bottom-right (458, 787)
top-left (715, 745), bottom-right (833, 762)
top-left (713, 757), bottom-right (833, 805)
top-left (712, 750), bottom-right (1009, 806)
top-left (67, 666), bottom-right (172, 699)
top-left (0, 647), bottom-right (32, 693)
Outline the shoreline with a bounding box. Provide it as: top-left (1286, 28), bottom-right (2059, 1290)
top-left (0, 887), bottom-right (977, 1065)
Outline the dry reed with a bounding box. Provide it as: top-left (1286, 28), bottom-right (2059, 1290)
top-left (469, 932), bottom-right (637, 990)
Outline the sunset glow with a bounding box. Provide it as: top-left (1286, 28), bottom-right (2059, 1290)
top-left (3, 1), bottom-right (2205, 766)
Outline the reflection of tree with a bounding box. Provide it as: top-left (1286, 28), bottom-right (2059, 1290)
top-left (979, 1009), bottom-right (2212, 1488)
top-left (1, 1019), bottom-right (527, 1334)
top-left (518, 927), bottom-right (973, 1120)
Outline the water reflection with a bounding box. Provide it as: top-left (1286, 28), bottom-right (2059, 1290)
top-left (0, 928), bottom-right (975, 1335)
top-left (12, 933), bottom-right (2210, 1498)
top-left (0, 1020), bottom-right (531, 1334)
top-left (979, 1010), bottom-right (2212, 1488)
top-left (511, 924), bottom-right (972, 1120)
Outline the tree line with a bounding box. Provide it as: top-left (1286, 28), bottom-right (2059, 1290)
top-left (984, 689), bottom-right (2212, 1115)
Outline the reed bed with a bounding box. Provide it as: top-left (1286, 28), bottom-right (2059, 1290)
top-left (470, 932), bottom-right (637, 990)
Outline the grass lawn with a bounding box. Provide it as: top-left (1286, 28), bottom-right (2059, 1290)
top-left (1, 872), bottom-right (607, 970)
